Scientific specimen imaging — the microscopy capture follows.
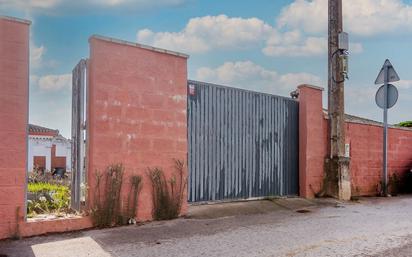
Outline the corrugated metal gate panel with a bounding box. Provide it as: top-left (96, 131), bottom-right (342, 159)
top-left (71, 59), bottom-right (87, 211)
top-left (187, 80), bottom-right (299, 202)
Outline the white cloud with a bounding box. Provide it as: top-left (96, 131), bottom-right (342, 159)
top-left (263, 34), bottom-right (363, 57)
top-left (30, 43), bottom-right (45, 69)
top-left (350, 42), bottom-right (363, 53)
top-left (196, 61), bottom-right (323, 95)
top-left (32, 74), bottom-right (72, 91)
top-left (0, 0), bottom-right (60, 11)
top-left (0, 0), bottom-right (187, 13)
top-left (277, 0), bottom-right (326, 34)
top-left (137, 28), bottom-right (209, 53)
top-left (346, 86), bottom-right (378, 105)
top-left (263, 34), bottom-right (326, 57)
top-left (137, 14), bottom-right (363, 57)
top-left (343, 80), bottom-right (412, 124)
top-left (85, 0), bottom-right (186, 8)
top-left (30, 75), bottom-right (39, 85)
top-left (397, 80), bottom-right (412, 89)
top-left (137, 15), bottom-right (275, 54)
top-left (277, 0), bottom-right (412, 36)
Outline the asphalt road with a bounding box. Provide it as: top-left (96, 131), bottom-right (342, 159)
top-left (374, 242), bottom-right (412, 257)
top-left (2, 197), bottom-right (412, 257)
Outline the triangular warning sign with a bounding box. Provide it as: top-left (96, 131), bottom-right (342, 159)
top-left (375, 59), bottom-right (400, 85)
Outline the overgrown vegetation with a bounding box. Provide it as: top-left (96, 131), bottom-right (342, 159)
top-left (91, 164), bottom-right (143, 228)
top-left (377, 172), bottom-right (412, 196)
top-left (397, 121), bottom-right (412, 128)
top-left (148, 160), bottom-right (187, 220)
top-left (27, 182), bottom-right (70, 217)
top-left (28, 166), bottom-right (70, 186)
top-left (11, 207), bottom-right (21, 240)
top-left (403, 170), bottom-right (412, 194)
top-left (126, 175), bottom-right (143, 224)
top-left (388, 173), bottom-right (401, 196)
top-left (91, 160), bottom-right (185, 226)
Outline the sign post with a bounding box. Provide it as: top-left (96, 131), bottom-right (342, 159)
top-left (375, 59), bottom-right (400, 196)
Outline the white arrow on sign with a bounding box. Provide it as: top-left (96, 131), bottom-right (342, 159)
top-left (375, 59), bottom-right (400, 85)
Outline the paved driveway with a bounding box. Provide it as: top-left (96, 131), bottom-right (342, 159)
top-left (1, 197), bottom-right (412, 257)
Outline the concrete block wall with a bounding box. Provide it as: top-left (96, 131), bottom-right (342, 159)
top-left (0, 16), bottom-right (30, 239)
top-left (87, 36), bottom-right (188, 221)
top-left (347, 122), bottom-right (412, 196)
top-left (298, 85), bottom-right (412, 198)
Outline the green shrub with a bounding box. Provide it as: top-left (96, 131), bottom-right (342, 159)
top-left (27, 182), bottom-right (70, 217)
top-left (148, 160), bottom-right (187, 220)
top-left (28, 166), bottom-right (70, 186)
top-left (397, 121), bottom-right (412, 127)
top-left (378, 172), bottom-right (406, 196)
top-left (126, 175), bottom-right (143, 224)
top-left (91, 164), bottom-right (144, 228)
top-left (91, 164), bottom-right (124, 228)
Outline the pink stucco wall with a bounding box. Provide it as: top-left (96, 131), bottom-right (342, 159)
top-left (298, 85), bottom-right (412, 198)
top-left (87, 36), bottom-right (188, 221)
top-left (0, 16), bottom-right (30, 239)
top-left (347, 122), bottom-right (412, 196)
top-left (298, 85), bottom-right (328, 198)
top-left (20, 217), bottom-right (93, 237)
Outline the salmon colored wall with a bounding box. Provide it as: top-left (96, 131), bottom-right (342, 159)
top-left (87, 36), bottom-right (188, 221)
top-left (298, 85), bottom-right (412, 198)
top-left (298, 85), bottom-right (328, 198)
top-left (33, 156), bottom-right (46, 170)
top-left (0, 16), bottom-right (30, 239)
top-left (347, 122), bottom-right (412, 196)
top-left (20, 217), bottom-right (93, 238)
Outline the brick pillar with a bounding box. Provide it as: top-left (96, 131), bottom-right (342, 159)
top-left (298, 84), bottom-right (327, 198)
top-left (0, 16), bottom-right (31, 239)
top-left (87, 36), bottom-right (188, 221)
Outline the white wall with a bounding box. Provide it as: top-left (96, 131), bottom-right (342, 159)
top-left (55, 138), bottom-right (71, 171)
top-left (27, 136), bottom-right (72, 172)
top-left (28, 136), bottom-right (52, 171)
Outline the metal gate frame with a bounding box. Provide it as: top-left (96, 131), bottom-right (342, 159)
top-left (71, 59), bottom-right (88, 211)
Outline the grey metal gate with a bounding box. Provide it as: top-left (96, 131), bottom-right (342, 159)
top-left (187, 80), bottom-right (299, 202)
top-left (71, 59), bottom-right (88, 210)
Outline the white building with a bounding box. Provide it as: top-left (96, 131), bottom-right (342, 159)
top-left (27, 124), bottom-right (71, 172)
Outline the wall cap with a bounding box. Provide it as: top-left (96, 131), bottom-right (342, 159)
top-left (298, 84), bottom-right (324, 91)
top-left (0, 15), bottom-right (31, 25)
top-left (323, 110), bottom-right (412, 131)
top-left (189, 80), bottom-right (298, 102)
top-left (89, 34), bottom-right (189, 59)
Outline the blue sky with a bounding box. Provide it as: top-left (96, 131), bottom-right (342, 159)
top-left (1, 0), bottom-right (412, 137)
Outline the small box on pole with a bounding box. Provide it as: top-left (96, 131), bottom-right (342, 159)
top-left (338, 32), bottom-right (349, 51)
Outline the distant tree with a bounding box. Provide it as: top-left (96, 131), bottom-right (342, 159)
top-left (397, 121), bottom-right (412, 127)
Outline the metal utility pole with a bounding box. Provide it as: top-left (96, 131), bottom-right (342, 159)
top-left (383, 64), bottom-right (389, 196)
top-left (326, 0), bottom-right (351, 200)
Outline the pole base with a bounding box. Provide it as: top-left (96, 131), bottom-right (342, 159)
top-left (324, 156), bottom-right (351, 200)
